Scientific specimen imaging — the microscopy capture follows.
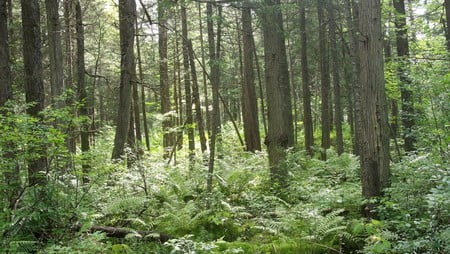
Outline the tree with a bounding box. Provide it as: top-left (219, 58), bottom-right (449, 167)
top-left (21, 0), bottom-right (47, 185)
top-left (393, 0), bottom-right (415, 152)
top-left (45, 0), bottom-right (65, 108)
top-left (358, 0), bottom-right (390, 217)
top-left (75, 0), bottom-right (90, 180)
top-left (158, 0), bottom-right (174, 158)
top-left (317, 1), bottom-right (331, 161)
top-left (329, 0), bottom-right (344, 155)
top-left (299, 1), bottom-right (314, 157)
top-left (241, 6), bottom-right (261, 152)
top-left (112, 0), bottom-right (136, 160)
top-left (261, 0), bottom-right (294, 186)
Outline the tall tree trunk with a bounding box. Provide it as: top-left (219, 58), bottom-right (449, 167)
top-left (188, 40), bottom-right (207, 153)
top-left (21, 0), bottom-right (47, 185)
top-left (261, 0), bottom-right (294, 187)
top-left (328, 0), bottom-right (343, 155)
top-left (158, 0), bottom-right (174, 158)
top-left (206, 3), bottom-right (222, 192)
top-left (45, 0), bottom-right (65, 108)
top-left (241, 6), bottom-right (261, 152)
top-left (299, 2), bottom-right (314, 157)
top-left (136, 21), bottom-right (150, 151)
top-left (344, 0), bottom-right (360, 155)
top-left (318, 1), bottom-right (331, 160)
top-left (358, 0), bottom-right (390, 217)
top-left (1, 0), bottom-right (20, 211)
top-left (393, 0), bottom-right (415, 153)
top-left (112, 0), bottom-right (136, 160)
top-left (64, 0), bottom-right (76, 154)
top-left (181, 3), bottom-right (195, 157)
top-left (75, 0), bottom-right (90, 181)
top-left (198, 2), bottom-right (211, 137)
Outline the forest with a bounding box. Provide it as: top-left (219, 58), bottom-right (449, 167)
top-left (0, 0), bottom-right (449, 253)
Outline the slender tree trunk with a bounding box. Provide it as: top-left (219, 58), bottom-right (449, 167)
top-left (358, 0), bottom-right (390, 217)
top-left (393, 0), bottom-right (415, 153)
top-left (242, 6), bottom-right (261, 152)
top-left (318, 1), bottom-right (331, 160)
top-left (187, 40), bottom-right (207, 153)
top-left (45, 0), bottom-right (65, 108)
top-left (299, 2), bottom-right (314, 157)
top-left (64, 0), bottom-right (76, 154)
top-left (136, 21), bottom-right (149, 151)
top-left (261, 0), bottom-right (294, 187)
top-left (328, 0), bottom-right (343, 155)
top-left (75, 0), bottom-right (90, 181)
top-left (112, 0), bottom-right (136, 160)
top-left (21, 0), bottom-right (48, 185)
top-left (344, 0), bottom-right (360, 155)
top-left (1, 0), bottom-right (20, 211)
top-left (206, 3), bottom-right (222, 192)
top-left (181, 3), bottom-right (195, 157)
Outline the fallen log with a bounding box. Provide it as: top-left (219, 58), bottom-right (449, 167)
top-left (81, 225), bottom-right (172, 243)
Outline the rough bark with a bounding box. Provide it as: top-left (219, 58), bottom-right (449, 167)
top-left (358, 0), bottom-right (390, 217)
top-left (299, 2), bottom-right (314, 157)
top-left (241, 6), bottom-right (261, 152)
top-left (112, 0), bottom-right (136, 160)
top-left (261, 0), bottom-right (294, 186)
top-left (45, 0), bottom-right (65, 108)
top-left (318, 1), bottom-right (331, 161)
top-left (393, 0), bottom-right (415, 152)
top-left (21, 0), bottom-right (48, 185)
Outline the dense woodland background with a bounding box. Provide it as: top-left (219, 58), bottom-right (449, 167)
top-left (0, 0), bottom-right (449, 253)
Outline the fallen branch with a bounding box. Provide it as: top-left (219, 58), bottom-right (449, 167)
top-left (80, 225), bottom-right (172, 243)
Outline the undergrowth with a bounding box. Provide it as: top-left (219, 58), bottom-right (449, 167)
top-left (1, 119), bottom-right (449, 253)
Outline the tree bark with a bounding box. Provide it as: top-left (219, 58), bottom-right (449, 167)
top-left (358, 0), bottom-right (390, 217)
top-left (241, 6), bottom-right (261, 152)
top-left (299, 2), bottom-right (314, 157)
top-left (181, 3), bottom-right (195, 158)
top-left (21, 0), bottom-right (48, 185)
top-left (328, 0), bottom-right (343, 155)
top-left (317, 1), bottom-right (331, 161)
top-left (112, 0), bottom-right (136, 160)
top-left (158, 0), bottom-right (174, 158)
top-left (393, 0), bottom-right (415, 153)
top-left (45, 0), bottom-right (65, 108)
top-left (261, 0), bottom-right (294, 187)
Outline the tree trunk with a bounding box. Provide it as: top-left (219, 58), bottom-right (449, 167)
top-left (21, 0), bottom-right (48, 185)
top-left (318, 1), bottom-right (331, 161)
top-left (299, 2), bottom-right (314, 157)
top-left (261, 0), bottom-right (294, 187)
top-left (187, 40), bottom-right (207, 153)
top-left (207, 3), bottom-right (222, 192)
top-left (158, 0), bottom-right (174, 158)
top-left (112, 0), bottom-right (136, 160)
top-left (45, 0), bottom-right (65, 108)
top-left (393, 0), bottom-right (415, 153)
top-left (241, 6), bottom-right (261, 152)
top-left (328, 0), bottom-right (343, 155)
top-left (344, 0), bottom-right (360, 155)
top-left (358, 0), bottom-right (390, 217)
top-left (181, 3), bottom-right (195, 158)
top-left (136, 21), bottom-right (150, 151)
